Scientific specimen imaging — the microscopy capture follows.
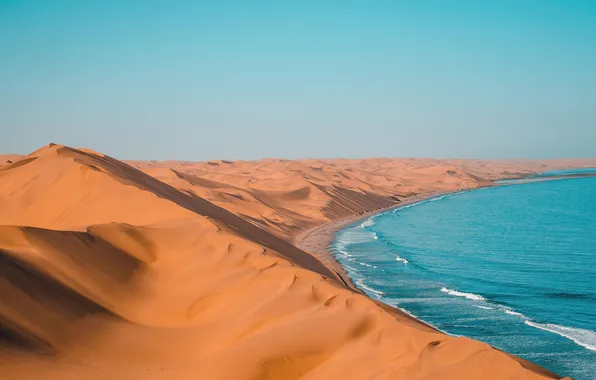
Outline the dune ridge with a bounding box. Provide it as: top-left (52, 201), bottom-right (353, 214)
top-left (128, 156), bottom-right (596, 239)
top-left (0, 144), bottom-right (589, 379)
top-left (0, 154), bottom-right (24, 168)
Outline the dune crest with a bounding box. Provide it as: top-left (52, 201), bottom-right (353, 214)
top-left (0, 145), bottom-right (584, 379)
top-left (129, 156), bottom-right (596, 240)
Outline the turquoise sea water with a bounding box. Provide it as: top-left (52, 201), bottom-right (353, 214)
top-left (333, 175), bottom-right (596, 379)
top-left (536, 168), bottom-right (596, 176)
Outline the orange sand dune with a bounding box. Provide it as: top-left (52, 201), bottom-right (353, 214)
top-left (128, 156), bottom-right (596, 239)
top-left (0, 154), bottom-right (23, 167)
top-left (1, 144), bottom-right (587, 379)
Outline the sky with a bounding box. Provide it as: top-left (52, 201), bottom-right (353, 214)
top-left (1, 1), bottom-right (595, 161)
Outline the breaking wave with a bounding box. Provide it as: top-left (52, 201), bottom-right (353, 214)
top-left (439, 287), bottom-right (596, 352)
top-left (360, 218), bottom-right (375, 228)
top-left (440, 287), bottom-right (486, 301)
top-left (395, 255), bottom-right (409, 264)
top-left (392, 191), bottom-right (466, 213)
top-left (356, 279), bottom-right (384, 298)
top-left (525, 322), bottom-right (596, 352)
top-left (504, 309), bottom-right (526, 318)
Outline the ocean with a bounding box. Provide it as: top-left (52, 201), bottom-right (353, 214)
top-left (332, 172), bottom-right (596, 379)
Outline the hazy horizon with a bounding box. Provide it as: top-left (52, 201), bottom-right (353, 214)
top-left (6, 142), bottom-right (596, 163)
top-left (1, 1), bottom-right (595, 161)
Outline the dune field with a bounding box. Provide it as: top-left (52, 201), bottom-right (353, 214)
top-left (2, 144), bottom-right (595, 379)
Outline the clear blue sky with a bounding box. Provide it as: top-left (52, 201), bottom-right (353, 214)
top-left (1, 1), bottom-right (594, 160)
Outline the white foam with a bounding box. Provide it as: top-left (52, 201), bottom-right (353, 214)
top-left (475, 305), bottom-right (493, 310)
top-left (395, 256), bottom-right (409, 264)
top-left (360, 218), bottom-right (375, 228)
top-left (373, 232), bottom-right (378, 240)
top-left (344, 265), bottom-right (359, 273)
top-left (396, 305), bottom-right (454, 335)
top-left (428, 191), bottom-right (465, 202)
top-left (392, 192), bottom-right (467, 213)
top-left (334, 229), bottom-right (378, 260)
top-left (356, 279), bottom-right (384, 298)
top-left (357, 261), bottom-right (377, 268)
top-left (440, 287), bottom-right (486, 301)
top-left (504, 309), bottom-right (525, 318)
top-left (439, 291), bottom-right (596, 353)
top-left (338, 249), bottom-right (352, 257)
top-left (524, 321), bottom-right (596, 352)
top-left (335, 229), bottom-right (378, 249)
top-left (394, 201), bottom-right (424, 212)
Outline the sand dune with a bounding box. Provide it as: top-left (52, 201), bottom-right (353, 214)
top-left (129, 156), bottom-right (596, 239)
top-left (0, 154), bottom-right (24, 167)
top-left (1, 144), bottom-right (587, 379)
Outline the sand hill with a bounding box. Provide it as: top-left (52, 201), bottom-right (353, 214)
top-left (1, 144), bottom-right (590, 379)
top-left (0, 154), bottom-right (23, 168)
top-left (128, 156), bottom-right (596, 239)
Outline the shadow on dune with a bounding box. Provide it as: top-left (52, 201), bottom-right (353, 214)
top-left (0, 146), bottom-right (568, 379)
top-left (58, 147), bottom-right (337, 281)
top-left (0, 249), bottom-right (118, 354)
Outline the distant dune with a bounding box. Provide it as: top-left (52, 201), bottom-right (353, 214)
top-left (1, 144), bottom-right (590, 379)
top-left (0, 154), bottom-right (24, 167)
top-left (128, 155), bottom-right (596, 240)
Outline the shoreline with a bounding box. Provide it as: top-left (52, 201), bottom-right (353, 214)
top-left (498, 171), bottom-right (596, 185)
top-left (295, 169), bottom-right (596, 292)
top-left (293, 188), bottom-right (473, 291)
top-left (294, 184), bottom-right (566, 379)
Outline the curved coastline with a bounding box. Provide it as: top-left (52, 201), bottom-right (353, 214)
top-left (4, 145), bottom-right (590, 379)
top-left (294, 184), bottom-right (570, 380)
top-left (295, 170), bottom-right (596, 316)
top-left (294, 189), bottom-right (467, 291)
top-left (293, 189), bottom-right (484, 331)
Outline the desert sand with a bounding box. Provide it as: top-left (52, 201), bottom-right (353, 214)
top-left (1, 144), bottom-right (593, 379)
top-left (0, 154), bottom-right (23, 168)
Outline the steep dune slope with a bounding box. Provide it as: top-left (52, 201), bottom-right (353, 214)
top-left (129, 156), bottom-right (596, 240)
top-left (0, 145), bottom-right (568, 379)
top-left (128, 158), bottom-right (492, 238)
top-left (0, 145), bottom-right (334, 279)
top-left (0, 222), bottom-right (559, 380)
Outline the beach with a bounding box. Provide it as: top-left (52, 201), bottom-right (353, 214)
top-left (294, 191), bottom-right (462, 291)
top-left (292, 168), bottom-right (596, 292)
top-left (329, 175), bottom-right (596, 379)
top-left (4, 1), bottom-right (596, 378)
